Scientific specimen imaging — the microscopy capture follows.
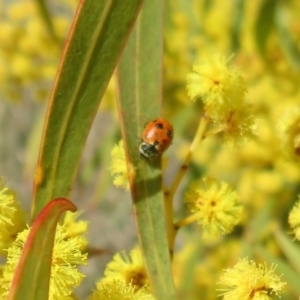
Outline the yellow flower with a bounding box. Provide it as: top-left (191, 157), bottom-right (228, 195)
top-left (0, 0), bottom-right (76, 101)
top-left (90, 248), bottom-right (153, 299)
top-left (62, 211), bottom-right (88, 240)
top-left (289, 199), bottom-right (300, 240)
top-left (184, 177), bottom-right (243, 238)
top-left (187, 55), bottom-right (255, 145)
top-left (218, 258), bottom-right (286, 300)
top-left (0, 180), bottom-right (26, 253)
top-left (0, 183), bottom-right (17, 227)
top-left (216, 102), bottom-right (256, 146)
top-left (186, 55), bottom-right (247, 109)
top-left (89, 279), bottom-right (154, 300)
top-left (109, 140), bottom-right (130, 190)
top-left (1, 223), bottom-right (87, 300)
top-left (277, 107), bottom-right (300, 161)
top-left (104, 248), bottom-right (149, 290)
top-left (0, 265), bottom-right (5, 297)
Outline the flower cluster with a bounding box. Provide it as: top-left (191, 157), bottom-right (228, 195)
top-left (89, 279), bottom-right (154, 300)
top-left (0, 0), bottom-right (76, 101)
top-left (184, 177), bottom-right (243, 238)
top-left (110, 140), bottom-right (130, 190)
top-left (0, 220), bottom-right (88, 300)
top-left (277, 107), bottom-right (300, 161)
top-left (0, 180), bottom-right (88, 299)
top-left (289, 198), bottom-right (300, 240)
top-left (89, 280), bottom-right (154, 300)
top-left (219, 258), bottom-right (286, 299)
top-left (0, 180), bottom-right (26, 253)
top-left (187, 55), bottom-right (256, 145)
top-left (89, 248), bottom-right (153, 299)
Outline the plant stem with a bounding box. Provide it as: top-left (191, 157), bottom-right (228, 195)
top-left (164, 116), bottom-right (209, 257)
top-left (174, 212), bottom-right (202, 229)
top-left (169, 116), bottom-right (209, 200)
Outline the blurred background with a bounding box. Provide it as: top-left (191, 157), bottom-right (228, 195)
top-left (1, 0), bottom-right (300, 299)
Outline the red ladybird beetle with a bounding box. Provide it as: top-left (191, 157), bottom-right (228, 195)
top-left (139, 118), bottom-right (174, 159)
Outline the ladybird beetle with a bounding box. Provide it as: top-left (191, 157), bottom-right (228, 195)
top-left (139, 118), bottom-right (173, 159)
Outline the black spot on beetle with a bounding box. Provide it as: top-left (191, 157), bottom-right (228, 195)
top-left (155, 122), bottom-right (164, 129)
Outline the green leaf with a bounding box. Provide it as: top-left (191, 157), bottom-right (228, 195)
top-left (273, 225), bottom-right (300, 275)
top-left (255, 246), bottom-right (300, 295)
top-left (254, 0), bottom-right (277, 61)
top-left (275, 1), bottom-right (300, 71)
top-left (32, 0), bottom-right (144, 219)
top-left (116, 0), bottom-right (176, 298)
top-left (8, 198), bottom-right (76, 300)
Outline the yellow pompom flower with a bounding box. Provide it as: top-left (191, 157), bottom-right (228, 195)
top-left (89, 279), bottom-right (154, 300)
top-left (0, 183), bottom-right (17, 227)
top-left (184, 177), bottom-right (243, 238)
top-left (0, 180), bottom-right (26, 253)
top-left (217, 102), bottom-right (256, 146)
top-left (62, 211), bottom-right (88, 241)
top-left (0, 266), bottom-right (5, 298)
top-left (289, 198), bottom-right (300, 240)
top-left (187, 55), bottom-right (255, 145)
top-left (218, 258), bottom-right (286, 300)
top-left (277, 107), bottom-right (300, 161)
top-left (90, 248), bottom-right (153, 299)
top-left (1, 223), bottom-right (87, 300)
top-left (110, 140), bottom-right (130, 191)
top-left (186, 55), bottom-right (247, 109)
top-left (104, 248), bottom-right (149, 291)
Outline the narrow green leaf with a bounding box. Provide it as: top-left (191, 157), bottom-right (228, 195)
top-left (8, 198), bottom-right (76, 300)
top-left (275, 1), bottom-right (300, 71)
top-left (32, 0), bottom-right (144, 219)
top-left (255, 246), bottom-right (300, 295)
top-left (273, 225), bottom-right (300, 275)
top-left (116, 0), bottom-right (176, 299)
top-left (254, 0), bottom-right (277, 61)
